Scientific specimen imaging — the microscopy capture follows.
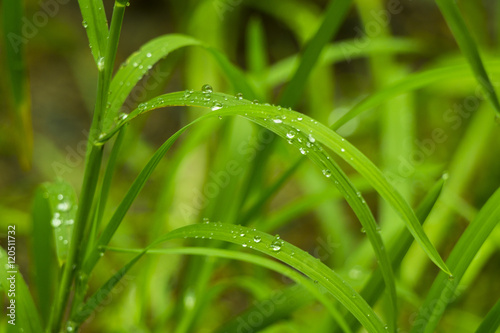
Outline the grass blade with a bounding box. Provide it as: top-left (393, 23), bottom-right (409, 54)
top-left (333, 61), bottom-right (500, 130)
top-left (475, 298), bottom-right (500, 333)
top-left (42, 180), bottom-right (78, 265)
top-left (104, 34), bottom-right (201, 132)
top-left (333, 176), bottom-right (446, 333)
top-left (279, 0), bottom-right (352, 107)
top-left (31, 187), bottom-right (57, 325)
top-left (104, 34), bottom-right (257, 133)
top-left (81, 128), bottom-right (188, 275)
top-left (435, 0), bottom-right (500, 114)
top-left (77, 0), bottom-right (109, 66)
top-left (100, 90), bottom-right (450, 277)
top-left (411, 187), bottom-right (500, 333)
top-left (148, 224), bottom-right (386, 332)
top-left (0, 247), bottom-right (43, 332)
top-left (70, 252), bottom-right (145, 328)
top-left (108, 246), bottom-right (353, 333)
top-left (100, 90), bottom-right (399, 329)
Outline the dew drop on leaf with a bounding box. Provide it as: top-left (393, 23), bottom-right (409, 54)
top-left (202, 84), bottom-right (213, 94)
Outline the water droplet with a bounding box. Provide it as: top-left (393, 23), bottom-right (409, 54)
top-left (242, 243), bottom-right (247, 248)
top-left (138, 103), bottom-right (148, 111)
top-left (211, 102), bottom-right (223, 111)
top-left (360, 227), bottom-right (366, 233)
top-left (340, 148), bottom-right (345, 152)
top-left (322, 169), bottom-right (331, 178)
top-left (240, 233), bottom-right (245, 237)
top-left (183, 89), bottom-right (193, 99)
top-left (97, 57), bottom-right (105, 71)
top-left (448, 274), bottom-right (454, 281)
top-left (118, 113), bottom-right (128, 121)
top-left (273, 119), bottom-right (283, 124)
top-left (235, 93), bottom-right (243, 100)
top-left (66, 321), bottom-right (77, 332)
top-left (51, 218), bottom-right (62, 228)
top-left (66, 219), bottom-right (74, 225)
top-left (57, 194), bottom-right (64, 200)
top-left (253, 235), bottom-right (261, 243)
top-left (57, 201), bottom-right (70, 212)
top-left (203, 217), bottom-right (210, 224)
top-left (146, 52), bottom-right (152, 58)
top-left (299, 147), bottom-right (308, 155)
top-left (202, 84), bottom-right (213, 94)
top-left (270, 235), bottom-right (283, 252)
top-left (308, 134), bottom-right (315, 143)
top-left (286, 131), bottom-right (296, 139)
top-left (82, 21), bottom-right (88, 28)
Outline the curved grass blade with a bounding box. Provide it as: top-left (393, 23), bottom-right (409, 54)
top-left (411, 187), bottom-right (500, 333)
top-left (147, 223), bottom-right (386, 332)
top-left (100, 90), bottom-right (450, 277)
top-left (31, 187), bottom-right (57, 324)
top-left (435, 0), bottom-right (500, 114)
top-left (104, 246), bottom-right (352, 333)
top-left (70, 251), bottom-right (145, 328)
top-left (475, 298), bottom-right (500, 333)
top-left (81, 127), bottom-right (188, 275)
top-left (77, 0), bottom-right (109, 66)
top-left (104, 34), bottom-right (256, 133)
top-left (1, 0), bottom-right (33, 169)
top-left (333, 61), bottom-right (500, 130)
top-left (333, 176), bottom-right (445, 333)
top-left (0, 247), bottom-right (43, 333)
top-left (42, 180), bottom-right (78, 265)
top-left (104, 34), bottom-right (201, 132)
top-left (98, 90), bottom-right (398, 328)
top-left (279, 0), bottom-right (351, 107)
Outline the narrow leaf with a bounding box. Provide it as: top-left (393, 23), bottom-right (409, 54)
top-left (42, 180), bottom-right (78, 264)
top-left (435, 0), bottom-right (500, 114)
top-left (77, 0), bottom-right (109, 66)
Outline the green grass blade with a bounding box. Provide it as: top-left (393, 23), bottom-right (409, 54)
top-left (42, 180), bottom-right (78, 265)
top-left (1, 0), bottom-right (33, 169)
top-left (334, 176), bottom-right (445, 333)
top-left (246, 17), bottom-right (267, 76)
top-left (109, 246), bottom-right (352, 333)
top-left (31, 187), bottom-right (57, 325)
top-left (71, 252), bottom-right (145, 328)
top-left (81, 127), bottom-right (188, 275)
top-left (435, 0), bottom-right (500, 114)
top-left (475, 298), bottom-right (500, 333)
top-left (0, 247), bottom-right (44, 333)
top-left (411, 187), bottom-right (500, 333)
top-left (77, 0), bottom-right (109, 66)
top-left (104, 34), bottom-right (201, 132)
top-left (148, 223), bottom-right (386, 332)
top-left (93, 126), bottom-right (127, 239)
top-left (100, 90), bottom-right (450, 277)
top-left (101, 90), bottom-right (399, 328)
top-left (333, 61), bottom-right (500, 130)
top-left (279, 0), bottom-right (352, 107)
top-left (104, 34), bottom-right (257, 133)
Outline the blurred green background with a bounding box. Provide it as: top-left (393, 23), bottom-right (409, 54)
top-left (1, 0), bottom-right (500, 332)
